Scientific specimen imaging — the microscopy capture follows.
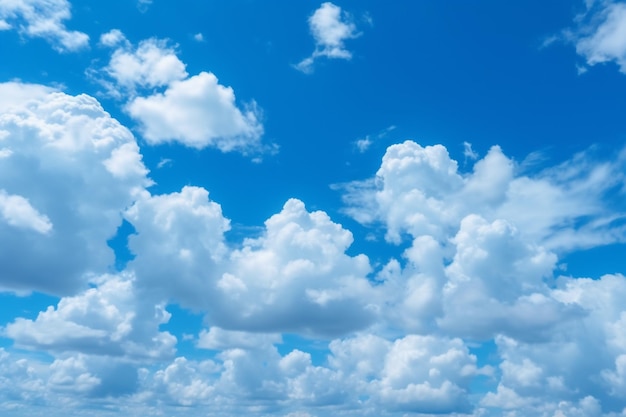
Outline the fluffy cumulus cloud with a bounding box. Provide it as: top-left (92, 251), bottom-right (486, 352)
top-left (125, 333), bottom-right (483, 415)
top-left (337, 140), bottom-right (626, 415)
top-left (92, 31), bottom-right (265, 153)
top-left (4, 78), bottom-right (626, 415)
top-left (213, 199), bottom-right (376, 336)
top-left (341, 140), bottom-right (626, 251)
top-left (126, 193), bottom-right (377, 337)
top-left (127, 72), bottom-right (264, 151)
top-left (296, 2), bottom-right (361, 73)
top-left (0, 349), bottom-right (153, 416)
top-left (0, 0), bottom-right (88, 51)
top-left (566, 0), bottom-right (626, 73)
top-left (340, 142), bottom-right (626, 342)
top-left (98, 32), bottom-right (188, 94)
top-left (474, 276), bottom-right (626, 416)
top-left (4, 273), bottom-right (176, 360)
top-left (0, 81), bottom-right (151, 294)
top-left (124, 185), bottom-right (231, 306)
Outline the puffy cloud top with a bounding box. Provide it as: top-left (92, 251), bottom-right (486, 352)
top-left (0, 82), bottom-right (151, 294)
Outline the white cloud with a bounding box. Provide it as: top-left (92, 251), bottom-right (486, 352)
top-left (563, 0), bottom-right (626, 74)
top-left (463, 141), bottom-right (479, 161)
top-left (99, 29), bottom-right (128, 48)
top-left (149, 357), bottom-right (218, 406)
top-left (472, 273), bottom-right (626, 415)
top-left (332, 139), bottom-right (626, 410)
top-left (341, 141), bottom-right (626, 251)
top-left (0, 190), bottom-right (52, 234)
top-left (576, 1), bottom-right (626, 73)
top-left (126, 71), bottom-right (264, 152)
top-left (213, 199), bottom-right (376, 336)
top-left (124, 185), bottom-right (230, 307)
top-left (100, 36), bottom-right (187, 94)
top-left (156, 157), bottom-right (172, 168)
top-left (194, 32), bottom-right (204, 42)
top-left (481, 384), bottom-right (534, 409)
top-left (370, 335), bottom-right (479, 414)
top-left (125, 193), bottom-right (377, 336)
top-left (132, 332), bottom-right (483, 415)
top-left (295, 2), bottom-right (361, 73)
top-left (353, 126), bottom-right (396, 153)
top-left (91, 32), bottom-right (266, 154)
top-left (437, 214), bottom-right (565, 340)
top-left (0, 82), bottom-right (151, 295)
top-left (355, 136), bottom-right (372, 152)
top-left (0, 82), bottom-right (55, 112)
top-left (0, 0), bottom-right (89, 51)
top-left (336, 141), bottom-right (626, 345)
top-left (0, 349), bottom-right (47, 408)
top-left (197, 327), bottom-right (281, 350)
top-left (5, 273), bottom-right (176, 360)
top-left (0, 349), bottom-right (146, 412)
top-left (48, 356), bottom-right (101, 393)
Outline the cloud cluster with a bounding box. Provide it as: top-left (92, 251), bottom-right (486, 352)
top-left (296, 2), bottom-right (361, 73)
top-left (336, 140), bottom-right (626, 415)
top-left (341, 141), bottom-right (626, 251)
top-left (3, 77), bottom-right (626, 415)
top-left (125, 191), bottom-right (377, 336)
top-left (5, 273), bottom-right (176, 360)
top-left (0, 0), bottom-right (88, 51)
top-left (0, 332), bottom-right (486, 416)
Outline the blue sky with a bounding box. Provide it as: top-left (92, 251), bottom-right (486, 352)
top-left (1, 0), bottom-right (626, 416)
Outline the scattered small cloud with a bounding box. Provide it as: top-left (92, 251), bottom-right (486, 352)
top-left (295, 2), bottom-right (362, 73)
top-left (353, 125), bottom-right (396, 153)
top-left (355, 136), bottom-right (373, 153)
top-left (362, 11), bottom-right (374, 27)
top-left (99, 29), bottom-right (129, 48)
top-left (156, 158), bottom-right (172, 169)
top-left (193, 32), bottom-right (204, 42)
top-left (463, 141), bottom-right (479, 162)
top-left (552, 0), bottom-right (626, 74)
top-left (137, 0), bottom-right (153, 13)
